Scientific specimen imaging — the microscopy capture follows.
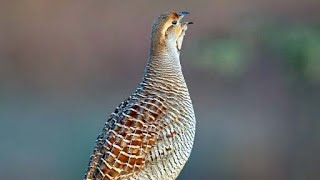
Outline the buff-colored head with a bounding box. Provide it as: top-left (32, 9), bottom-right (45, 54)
top-left (151, 11), bottom-right (193, 54)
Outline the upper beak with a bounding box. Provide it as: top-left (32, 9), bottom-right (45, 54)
top-left (177, 11), bottom-right (193, 25)
top-left (178, 11), bottom-right (190, 16)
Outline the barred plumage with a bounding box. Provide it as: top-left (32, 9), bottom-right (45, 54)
top-left (84, 11), bottom-right (196, 180)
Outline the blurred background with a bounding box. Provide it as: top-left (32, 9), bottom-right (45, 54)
top-left (1, 0), bottom-right (320, 179)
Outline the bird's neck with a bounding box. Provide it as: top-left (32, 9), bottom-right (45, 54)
top-left (142, 48), bottom-right (186, 89)
top-left (148, 46), bottom-right (182, 73)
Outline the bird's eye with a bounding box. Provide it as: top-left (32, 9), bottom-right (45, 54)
top-left (172, 20), bottom-right (177, 25)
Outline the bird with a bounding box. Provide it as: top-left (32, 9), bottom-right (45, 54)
top-left (84, 11), bottom-right (196, 180)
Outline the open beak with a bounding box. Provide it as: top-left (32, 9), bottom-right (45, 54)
top-left (177, 11), bottom-right (193, 25)
top-left (175, 11), bottom-right (192, 52)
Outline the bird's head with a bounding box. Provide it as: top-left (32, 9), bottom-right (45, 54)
top-left (151, 11), bottom-right (193, 54)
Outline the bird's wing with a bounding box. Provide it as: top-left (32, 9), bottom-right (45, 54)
top-left (84, 92), bottom-right (169, 179)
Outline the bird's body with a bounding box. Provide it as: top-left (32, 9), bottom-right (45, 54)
top-left (84, 11), bottom-right (195, 180)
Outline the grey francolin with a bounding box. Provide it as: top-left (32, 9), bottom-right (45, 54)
top-left (84, 11), bottom-right (196, 180)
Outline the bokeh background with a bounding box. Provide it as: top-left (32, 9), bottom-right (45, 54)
top-left (1, 0), bottom-right (320, 179)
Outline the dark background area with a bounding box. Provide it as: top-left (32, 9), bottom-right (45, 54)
top-left (1, 0), bottom-right (320, 179)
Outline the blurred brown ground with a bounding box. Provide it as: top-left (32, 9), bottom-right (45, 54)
top-left (0, 0), bottom-right (320, 179)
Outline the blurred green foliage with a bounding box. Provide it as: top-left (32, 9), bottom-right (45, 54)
top-left (191, 38), bottom-right (249, 77)
top-left (262, 25), bottom-right (320, 81)
top-left (190, 24), bottom-right (320, 82)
